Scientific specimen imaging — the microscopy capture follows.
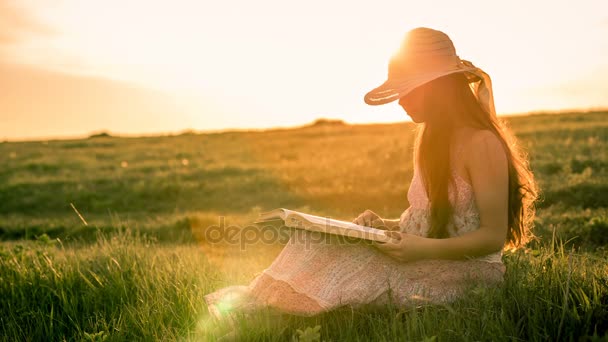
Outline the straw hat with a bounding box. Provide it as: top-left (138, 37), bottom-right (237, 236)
top-left (364, 27), bottom-right (496, 117)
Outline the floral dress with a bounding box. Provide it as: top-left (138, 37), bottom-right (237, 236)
top-left (204, 156), bottom-right (505, 318)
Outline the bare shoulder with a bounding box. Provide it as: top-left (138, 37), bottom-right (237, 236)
top-left (463, 129), bottom-right (508, 172)
top-left (465, 129), bottom-right (505, 155)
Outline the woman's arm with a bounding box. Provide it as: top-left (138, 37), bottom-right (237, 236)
top-left (375, 130), bottom-right (509, 262)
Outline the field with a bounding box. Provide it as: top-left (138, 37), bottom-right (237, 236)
top-left (1, 111), bottom-right (607, 341)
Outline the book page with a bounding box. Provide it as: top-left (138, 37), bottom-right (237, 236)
top-left (257, 208), bottom-right (290, 221)
top-left (257, 208), bottom-right (392, 242)
top-left (291, 211), bottom-right (390, 242)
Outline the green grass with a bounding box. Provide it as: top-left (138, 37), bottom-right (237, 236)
top-left (1, 230), bottom-right (606, 341)
top-left (0, 111), bottom-right (607, 340)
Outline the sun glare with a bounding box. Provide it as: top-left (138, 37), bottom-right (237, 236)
top-left (2, 0), bottom-right (607, 139)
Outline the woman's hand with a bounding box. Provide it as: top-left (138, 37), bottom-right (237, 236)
top-left (352, 210), bottom-right (387, 229)
top-left (372, 231), bottom-right (431, 263)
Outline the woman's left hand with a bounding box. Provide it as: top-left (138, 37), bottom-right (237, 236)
top-left (373, 231), bottom-right (431, 263)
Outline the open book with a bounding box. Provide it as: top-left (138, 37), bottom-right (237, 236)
top-left (254, 208), bottom-right (394, 243)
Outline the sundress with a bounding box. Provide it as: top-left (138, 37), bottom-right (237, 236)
top-left (204, 149), bottom-right (506, 318)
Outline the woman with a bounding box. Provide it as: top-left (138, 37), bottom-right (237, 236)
top-left (204, 27), bottom-right (538, 318)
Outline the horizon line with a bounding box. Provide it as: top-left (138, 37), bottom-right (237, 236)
top-left (2, 107), bottom-right (606, 143)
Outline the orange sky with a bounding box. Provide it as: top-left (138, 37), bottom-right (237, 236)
top-left (1, 0), bottom-right (607, 140)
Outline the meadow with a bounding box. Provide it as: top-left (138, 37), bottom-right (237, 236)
top-left (0, 111), bottom-right (607, 341)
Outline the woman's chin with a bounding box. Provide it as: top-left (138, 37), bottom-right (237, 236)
top-left (408, 114), bottom-right (424, 123)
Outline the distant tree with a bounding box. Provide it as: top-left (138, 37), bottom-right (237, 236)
top-left (310, 118), bottom-right (346, 126)
top-left (88, 131), bottom-right (112, 138)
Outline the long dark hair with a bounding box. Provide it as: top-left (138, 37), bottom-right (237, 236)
top-left (413, 72), bottom-right (538, 248)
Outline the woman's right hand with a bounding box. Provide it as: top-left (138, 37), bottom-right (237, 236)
top-left (352, 210), bottom-right (387, 229)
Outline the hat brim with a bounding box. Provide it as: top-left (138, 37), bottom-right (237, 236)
top-left (364, 67), bottom-right (478, 106)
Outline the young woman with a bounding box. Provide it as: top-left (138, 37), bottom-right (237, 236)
top-left (204, 27), bottom-right (538, 318)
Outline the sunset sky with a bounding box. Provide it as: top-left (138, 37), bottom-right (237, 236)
top-left (1, 0), bottom-right (607, 140)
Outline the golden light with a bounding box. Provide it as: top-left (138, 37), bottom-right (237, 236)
top-left (1, 0), bottom-right (607, 140)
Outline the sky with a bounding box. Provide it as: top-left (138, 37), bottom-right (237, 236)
top-left (0, 0), bottom-right (607, 141)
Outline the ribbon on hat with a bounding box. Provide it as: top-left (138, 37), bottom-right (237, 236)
top-left (460, 59), bottom-right (496, 118)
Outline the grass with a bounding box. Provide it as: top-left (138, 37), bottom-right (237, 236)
top-left (0, 110), bottom-right (607, 340)
top-left (1, 230), bottom-right (606, 341)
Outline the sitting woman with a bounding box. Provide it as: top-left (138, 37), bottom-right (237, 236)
top-left (204, 27), bottom-right (538, 318)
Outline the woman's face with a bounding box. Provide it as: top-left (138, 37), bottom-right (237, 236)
top-left (398, 82), bottom-right (431, 123)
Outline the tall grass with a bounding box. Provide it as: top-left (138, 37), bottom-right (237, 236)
top-left (0, 231), bottom-right (217, 341)
top-left (0, 230), bottom-right (606, 341)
